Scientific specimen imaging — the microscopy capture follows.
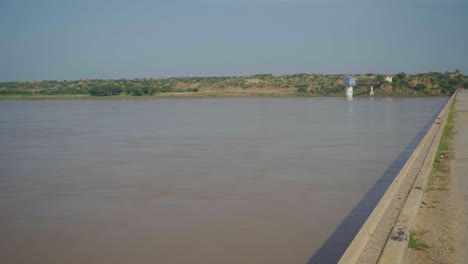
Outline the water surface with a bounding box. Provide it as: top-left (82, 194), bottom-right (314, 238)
top-left (0, 97), bottom-right (446, 263)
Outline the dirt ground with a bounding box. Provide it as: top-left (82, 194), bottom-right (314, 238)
top-left (404, 156), bottom-right (463, 264)
top-left (405, 90), bottom-right (467, 264)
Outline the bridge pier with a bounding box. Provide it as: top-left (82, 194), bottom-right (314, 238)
top-left (343, 77), bottom-right (356, 100)
top-left (345, 86), bottom-right (353, 99)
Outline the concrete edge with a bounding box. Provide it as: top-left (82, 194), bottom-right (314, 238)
top-left (338, 93), bottom-right (456, 264)
top-left (377, 92), bottom-right (456, 264)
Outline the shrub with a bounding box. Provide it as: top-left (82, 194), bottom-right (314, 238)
top-left (296, 84), bottom-right (308, 93)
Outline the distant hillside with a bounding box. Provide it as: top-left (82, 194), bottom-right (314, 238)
top-left (1, 71), bottom-right (466, 98)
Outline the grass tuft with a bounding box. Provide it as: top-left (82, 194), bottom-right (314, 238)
top-left (409, 231), bottom-right (429, 250)
top-left (437, 186), bottom-right (449, 191)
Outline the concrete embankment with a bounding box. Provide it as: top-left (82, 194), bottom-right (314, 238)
top-left (338, 92), bottom-right (456, 264)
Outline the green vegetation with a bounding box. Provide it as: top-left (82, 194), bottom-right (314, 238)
top-left (427, 92), bottom-right (456, 191)
top-left (409, 231), bottom-right (429, 250)
top-left (1, 71), bottom-right (466, 98)
top-left (89, 84), bottom-right (122, 96)
top-left (436, 186), bottom-right (449, 191)
top-left (296, 84), bottom-right (308, 93)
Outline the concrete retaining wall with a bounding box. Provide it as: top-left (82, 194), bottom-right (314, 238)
top-left (338, 93), bottom-right (456, 264)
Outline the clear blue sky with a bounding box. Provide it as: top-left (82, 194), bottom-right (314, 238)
top-left (1, 0), bottom-right (467, 81)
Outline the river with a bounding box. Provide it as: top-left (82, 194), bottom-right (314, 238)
top-left (0, 97), bottom-right (447, 264)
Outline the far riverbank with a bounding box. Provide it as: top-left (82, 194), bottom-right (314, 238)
top-left (0, 92), bottom-right (452, 100)
top-left (1, 72), bottom-right (464, 99)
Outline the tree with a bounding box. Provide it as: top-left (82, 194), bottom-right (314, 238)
top-left (393, 72), bottom-right (407, 83)
top-left (296, 84), bottom-right (308, 93)
top-left (89, 84), bottom-right (122, 96)
top-left (148, 87), bottom-right (158, 95)
top-left (141, 86), bottom-right (150, 95)
top-left (376, 75), bottom-right (385, 83)
top-left (440, 84), bottom-right (455, 94)
top-left (413, 83), bottom-right (427, 91)
top-left (159, 85), bottom-right (173, 93)
top-left (127, 86), bottom-right (144, 96)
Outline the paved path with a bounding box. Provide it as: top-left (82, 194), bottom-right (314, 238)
top-left (452, 89), bottom-right (468, 263)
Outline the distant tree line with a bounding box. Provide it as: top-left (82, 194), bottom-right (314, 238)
top-left (1, 71), bottom-right (466, 97)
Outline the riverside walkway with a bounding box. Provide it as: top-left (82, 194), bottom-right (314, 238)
top-left (453, 89), bottom-right (468, 262)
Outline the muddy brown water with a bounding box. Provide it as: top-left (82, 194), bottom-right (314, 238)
top-left (0, 97), bottom-right (446, 264)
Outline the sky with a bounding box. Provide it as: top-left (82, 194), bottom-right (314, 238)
top-left (0, 0), bottom-right (467, 81)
